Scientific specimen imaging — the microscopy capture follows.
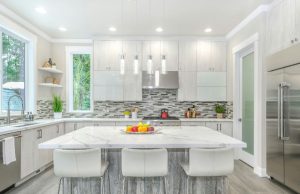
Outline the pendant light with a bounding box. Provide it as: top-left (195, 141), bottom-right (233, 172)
top-left (160, 0), bottom-right (167, 74)
top-left (120, 0), bottom-right (125, 75)
top-left (133, 0), bottom-right (139, 75)
top-left (147, 0), bottom-right (153, 75)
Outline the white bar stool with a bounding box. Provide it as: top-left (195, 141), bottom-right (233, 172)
top-left (121, 148), bottom-right (168, 194)
top-left (53, 148), bottom-right (109, 194)
top-left (180, 147), bottom-right (234, 194)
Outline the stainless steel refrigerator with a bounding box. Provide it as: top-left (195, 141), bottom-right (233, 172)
top-left (267, 63), bottom-right (300, 193)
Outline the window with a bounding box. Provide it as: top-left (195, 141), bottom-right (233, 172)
top-left (66, 47), bottom-right (92, 112)
top-left (0, 31), bottom-right (26, 113)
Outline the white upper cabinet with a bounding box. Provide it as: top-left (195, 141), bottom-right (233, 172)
top-left (197, 40), bottom-right (226, 72)
top-left (160, 40), bottom-right (179, 71)
top-left (142, 40), bottom-right (179, 72)
top-left (123, 74), bottom-right (142, 101)
top-left (94, 40), bottom-right (121, 71)
top-left (267, 0), bottom-right (300, 56)
top-left (122, 41), bottom-right (142, 72)
top-left (179, 40), bottom-right (197, 71)
top-left (178, 72), bottom-right (197, 101)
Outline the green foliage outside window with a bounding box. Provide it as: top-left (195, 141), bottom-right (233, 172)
top-left (73, 54), bottom-right (91, 111)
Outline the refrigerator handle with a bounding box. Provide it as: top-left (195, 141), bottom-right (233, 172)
top-left (278, 84), bottom-right (282, 139)
top-left (280, 84), bottom-right (284, 140)
top-left (281, 83), bottom-right (290, 141)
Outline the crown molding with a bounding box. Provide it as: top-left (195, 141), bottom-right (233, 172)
top-left (226, 4), bottom-right (270, 40)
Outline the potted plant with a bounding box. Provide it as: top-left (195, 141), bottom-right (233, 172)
top-left (123, 110), bottom-right (131, 119)
top-left (53, 95), bottom-right (63, 119)
top-left (215, 104), bottom-right (226, 119)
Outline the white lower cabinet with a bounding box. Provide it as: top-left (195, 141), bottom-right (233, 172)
top-left (21, 123), bottom-right (65, 179)
top-left (180, 121), bottom-right (206, 126)
top-left (205, 121), bottom-right (233, 136)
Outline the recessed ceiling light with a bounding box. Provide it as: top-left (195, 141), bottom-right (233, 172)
top-left (156, 27), bottom-right (163, 32)
top-left (204, 28), bottom-right (212, 33)
top-left (58, 27), bottom-right (67, 32)
top-left (109, 27), bottom-right (117, 32)
top-left (35, 6), bottom-right (47, 14)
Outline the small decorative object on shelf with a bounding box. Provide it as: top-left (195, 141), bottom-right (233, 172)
top-left (52, 63), bottom-right (57, 69)
top-left (123, 110), bottom-right (131, 119)
top-left (215, 104), bottom-right (226, 119)
top-left (53, 95), bottom-right (63, 119)
top-left (43, 58), bottom-right (53, 68)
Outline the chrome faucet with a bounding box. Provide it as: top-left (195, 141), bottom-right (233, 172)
top-left (7, 95), bottom-right (25, 124)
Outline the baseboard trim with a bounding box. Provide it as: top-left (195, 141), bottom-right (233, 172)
top-left (254, 166), bottom-right (268, 177)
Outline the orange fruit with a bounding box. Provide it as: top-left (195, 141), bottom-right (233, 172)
top-left (126, 126), bottom-right (133, 132)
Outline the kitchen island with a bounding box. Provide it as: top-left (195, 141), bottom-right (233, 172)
top-left (39, 126), bottom-right (245, 194)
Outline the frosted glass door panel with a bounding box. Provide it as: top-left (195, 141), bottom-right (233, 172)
top-left (241, 52), bottom-right (254, 155)
top-left (197, 72), bottom-right (226, 86)
top-left (197, 87), bottom-right (226, 101)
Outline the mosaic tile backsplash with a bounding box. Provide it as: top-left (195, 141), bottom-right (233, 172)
top-left (36, 89), bottom-right (233, 119)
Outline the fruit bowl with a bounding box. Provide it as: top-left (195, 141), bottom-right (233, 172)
top-left (121, 122), bottom-right (157, 134)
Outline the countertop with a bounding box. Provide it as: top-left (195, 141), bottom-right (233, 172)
top-left (39, 126), bottom-right (246, 149)
top-left (0, 117), bottom-right (233, 136)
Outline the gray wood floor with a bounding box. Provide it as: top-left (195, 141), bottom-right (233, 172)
top-left (5, 161), bottom-right (295, 194)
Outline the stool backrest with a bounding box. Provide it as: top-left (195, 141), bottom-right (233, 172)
top-left (122, 148), bottom-right (168, 177)
top-left (189, 147), bottom-right (234, 176)
top-left (53, 148), bottom-right (102, 178)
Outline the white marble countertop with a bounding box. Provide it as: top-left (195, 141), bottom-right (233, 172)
top-left (39, 126), bottom-right (246, 149)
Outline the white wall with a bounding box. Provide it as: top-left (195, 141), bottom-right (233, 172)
top-left (227, 13), bottom-right (267, 174)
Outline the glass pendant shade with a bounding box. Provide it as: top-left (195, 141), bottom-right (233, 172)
top-left (161, 55), bottom-right (166, 74)
top-left (120, 54), bottom-right (125, 75)
top-left (134, 55), bottom-right (139, 75)
top-left (147, 55), bottom-right (153, 74)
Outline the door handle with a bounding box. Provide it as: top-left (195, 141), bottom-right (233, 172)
top-left (279, 82), bottom-right (290, 141)
top-left (278, 84), bottom-right (282, 139)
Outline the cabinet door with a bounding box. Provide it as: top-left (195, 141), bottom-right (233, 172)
top-left (94, 41), bottom-right (121, 71)
top-left (205, 122), bottom-right (218, 131)
top-left (178, 72), bottom-right (197, 101)
top-left (21, 129), bottom-right (36, 178)
top-left (294, 0), bottom-right (300, 43)
top-left (197, 40), bottom-right (212, 72)
top-left (197, 87), bottom-right (227, 101)
top-left (94, 85), bottom-right (124, 101)
top-left (219, 122), bottom-right (233, 136)
top-left (65, 122), bottom-right (76, 133)
top-left (281, 0), bottom-right (295, 49)
top-left (142, 41), bottom-right (161, 72)
top-left (161, 40), bottom-right (179, 71)
top-left (210, 41), bottom-right (226, 72)
top-left (179, 40), bottom-right (197, 71)
top-left (267, 1), bottom-right (285, 55)
top-left (123, 73), bottom-right (142, 101)
top-left (181, 121), bottom-right (206, 126)
top-left (123, 41), bottom-right (142, 71)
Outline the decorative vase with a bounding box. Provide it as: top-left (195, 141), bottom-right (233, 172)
top-left (124, 115), bottom-right (130, 119)
top-left (54, 112), bottom-right (62, 119)
top-left (131, 112), bottom-right (138, 119)
top-left (216, 113), bottom-right (224, 119)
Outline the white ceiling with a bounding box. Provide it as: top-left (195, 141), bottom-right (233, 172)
top-left (0, 0), bottom-right (273, 39)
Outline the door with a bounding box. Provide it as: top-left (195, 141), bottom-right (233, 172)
top-left (239, 51), bottom-right (255, 166)
top-left (266, 68), bottom-right (285, 183)
top-left (179, 40), bottom-right (197, 71)
top-left (283, 65), bottom-right (300, 193)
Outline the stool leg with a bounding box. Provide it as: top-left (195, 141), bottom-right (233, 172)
top-left (57, 178), bottom-right (63, 194)
top-left (100, 176), bottom-right (104, 194)
top-left (186, 176), bottom-right (190, 194)
top-left (163, 177), bottom-right (168, 194)
top-left (122, 177), bottom-right (127, 194)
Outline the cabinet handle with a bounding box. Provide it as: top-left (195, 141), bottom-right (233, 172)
top-left (40, 130), bottom-right (43, 138)
top-left (57, 125), bottom-right (60, 134)
top-left (37, 130), bottom-right (40, 139)
top-left (220, 124), bottom-right (222, 131)
top-left (217, 124), bottom-right (219, 131)
top-left (295, 38), bottom-right (298, 42)
top-left (291, 40), bottom-right (294, 44)
top-left (74, 123), bottom-right (77, 130)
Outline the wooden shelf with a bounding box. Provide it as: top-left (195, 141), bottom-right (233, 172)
top-left (39, 83), bottom-right (63, 88)
top-left (38, 67), bottom-right (63, 74)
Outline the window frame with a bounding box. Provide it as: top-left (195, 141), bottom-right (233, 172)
top-left (66, 46), bottom-right (93, 113)
top-left (0, 28), bottom-right (35, 116)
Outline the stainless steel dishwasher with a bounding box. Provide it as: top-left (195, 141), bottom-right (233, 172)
top-left (0, 132), bottom-right (21, 192)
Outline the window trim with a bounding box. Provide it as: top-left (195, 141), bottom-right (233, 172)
top-left (66, 46), bottom-right (93, 113)
top-left (0, 28), bottom-right (36, 116)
